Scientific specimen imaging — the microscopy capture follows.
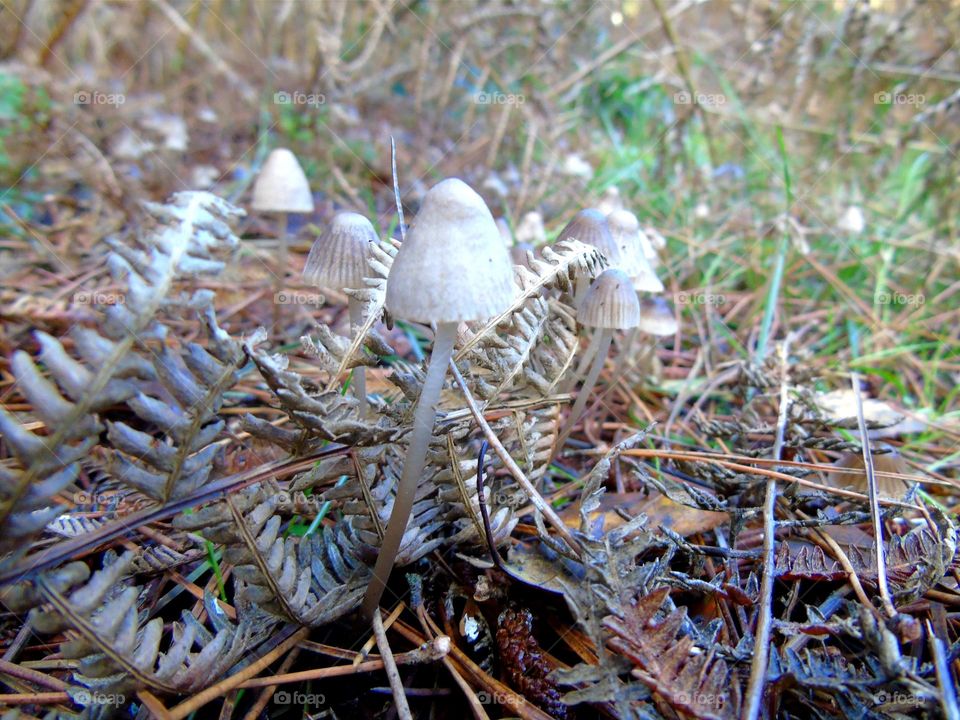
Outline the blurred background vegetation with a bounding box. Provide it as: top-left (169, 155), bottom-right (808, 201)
top-left (0, 0), bottom-right (958, 442)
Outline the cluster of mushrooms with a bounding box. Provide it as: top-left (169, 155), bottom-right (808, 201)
top-left (249, 148), bottom-right (676, 616)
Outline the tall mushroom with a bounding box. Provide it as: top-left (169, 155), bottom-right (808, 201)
top-left (558, 267), bottom-right (640, 445)
top-left (303, 211), bottom-right (380, 416)
top-left (360, 178), bottom-right (516, 619)
top-left (251, 148), bottom-right (314, 328)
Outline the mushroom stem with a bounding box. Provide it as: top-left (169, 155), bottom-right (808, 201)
top-left (347, 296), bottom-right (367, 417)
top-left (272, 211), bottom-right (288, 331)
top-left (558, 329), bottom-right (613, 448)
top-left (574, 276), bottom-right (590, 309)
top-left (613, 326), bottom-right (640, 379)
top-left (361, 321), bottom-right (458, 620)
top-left (560, 328), bottom-right (603, 393)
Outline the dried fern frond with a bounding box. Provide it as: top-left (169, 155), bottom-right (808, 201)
top-left (0, 192), bottom-right (244, 567)
top-left (174, 484), bottom-right (370, 626)
top-left (3, 552), bottom-right (271, 707)
top-left (455, 238), bottom-right (605, 363)
top-left (107, 294), bottom-right (245, 501)
top-left (244, 329), bottom-right (401, 446)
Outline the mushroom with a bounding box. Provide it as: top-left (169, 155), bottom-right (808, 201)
top-left (567, 210), bottom-right (663, 389)
top-left (303, 211), bottom-right (380, 415)
top-left (251, 148), bottom-right (314, 327)
top-left (615, 295), bottom-right (679, 380)
top-left (828, 445), bottom-right (910, 499)
top-left (607, 209), bottom-right (662, 293)
top-left (556, 208), bottom-right (621, 307)
top-left (360, 178), bottom-right (516, 619)
top-left (558, 268), bottom-right (639, 445)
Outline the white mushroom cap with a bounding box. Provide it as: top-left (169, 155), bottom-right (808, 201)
top-left (303, 211), bottom-right (379, 291)
top-left (557, 209), bottom-right (622, 265)
top-left (251, 148), bottom-right (314, 213)
top-left (607, 209), bottom-right (664, 293)
top-left (638, 296), bottom-right (678, 336)
top-left (386, 178), bottom-right (516, 324)
top-left (577, 268), bottom-right (640, 330)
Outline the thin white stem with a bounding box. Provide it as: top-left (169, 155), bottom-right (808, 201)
top-left (613, 325), bottom-right (640, 379)
top-left (272, 211), bottom-right (288, 331)
top-left (361, 321), bottom-right (458, 619)
top-left (558, 329), bottom-right (612, 448)
top-left (347, 296), bottom-right (367, 418)
top-left (559, 328), bottom-right (602, 394)
top-left (573, 275), bottom-right (589, 309)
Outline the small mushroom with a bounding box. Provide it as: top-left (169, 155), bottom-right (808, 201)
top-left (251, 148), bottom-right (314, 328)
top-left (361, 178), bottom-right (516, 619)
top-left (303, 211), bottom-right (380, 415)
top-left (828, 445), bottom-right (910, 499)
top-left (606, 209), bottom-right (663, 293)
top-left (556, 209), bottom-right (621, 306)
top-left (638, 296), bottom-right (679, 337)
top-left (616, 296), bottom-right (679, 380)
top-left (558, 268), bottom-right (639, 445)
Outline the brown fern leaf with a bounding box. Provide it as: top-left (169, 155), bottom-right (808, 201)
top-left (605, 588), bottom-right (738, 720)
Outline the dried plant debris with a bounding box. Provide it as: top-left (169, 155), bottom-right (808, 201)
top-left (1, 179), bottom-right (957, 720)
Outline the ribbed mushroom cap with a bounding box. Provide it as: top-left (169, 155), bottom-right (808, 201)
top-left (557, 209), bottom-right (622, 265)
top-left (607, 209), bottom-right (663, 292)
top-left (577, 268), bottom-right (640, 329)
top-left (386, 178), bottom-right (516, 324)
top-left (303, 211), bottom-right (379, 291)
top-left (638, 296), bottom-right (678, 336)
top-left (251, 148), bottom-right (314, 213)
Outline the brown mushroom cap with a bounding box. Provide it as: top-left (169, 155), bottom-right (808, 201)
top-left (303, 211), bottom-right (379, 291)
top-left (557, 209), bottom-right (622, 265)
top-left (577, 268), bottom-right (640, 329)
top-left (606, 209), bottom-right (663, 292)
top-left (251, 148), bottom-right (314, 213)
top-left (638, 296), bottom-right (678, 336)
top-left (385, 178), bottom-right (516, 324)
top-left (828, 446), bottom-right (910, 498)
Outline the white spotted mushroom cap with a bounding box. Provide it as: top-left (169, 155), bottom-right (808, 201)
top-left (303, 211), bottom-right (379, 292)
top-left (386, 178), bottom-right (516, 324)
top-left (251, 148), bottom-right (314, 214)
top-left (577, 268), bottom-right (641, 330)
